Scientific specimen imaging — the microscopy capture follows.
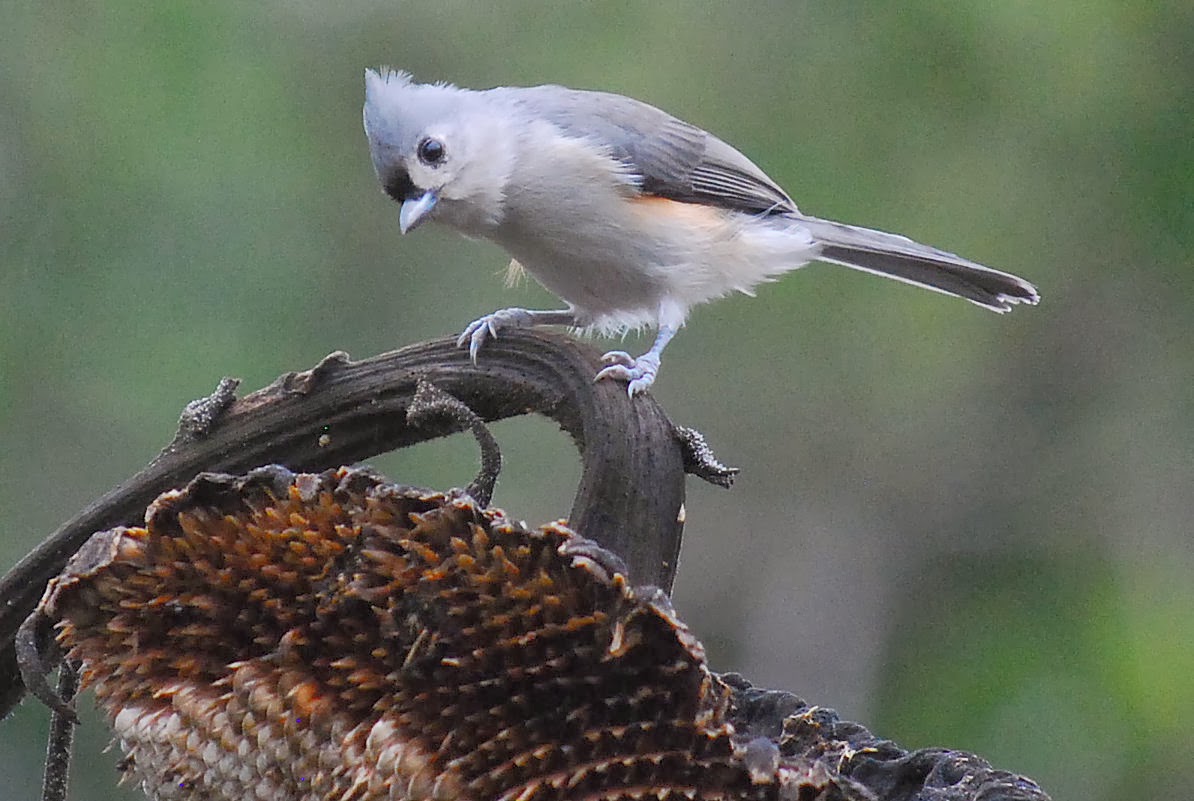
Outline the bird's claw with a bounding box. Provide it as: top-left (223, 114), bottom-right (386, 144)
top-left (457, 308), bottom-right (535, 362)
top-left (596, 350), bottom-right (661, 397)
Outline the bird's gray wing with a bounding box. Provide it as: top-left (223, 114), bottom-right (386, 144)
top-left (504, 86), bottom-right (798, 216)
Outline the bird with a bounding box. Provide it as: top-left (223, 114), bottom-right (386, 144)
top-left (363, 69), bottom-right (1039, 395)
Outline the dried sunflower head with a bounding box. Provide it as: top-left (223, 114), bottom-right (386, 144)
top-left (36, 465), bottom-right (852, 801)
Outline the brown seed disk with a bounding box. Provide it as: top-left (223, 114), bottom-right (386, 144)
top-left (36, 465), bottom-right (843, 801)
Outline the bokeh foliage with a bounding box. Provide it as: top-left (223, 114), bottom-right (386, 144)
top-left (2, 3), bottom-right (1191, 799)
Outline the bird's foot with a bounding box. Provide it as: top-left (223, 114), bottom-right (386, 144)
top-left (457, 307), bottom-right (539, 362)
top-left (595, 350), bottom-right (661, 397)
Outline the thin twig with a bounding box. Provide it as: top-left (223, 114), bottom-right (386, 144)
top-left (407, 379), bottom-right (502, 506)
top-left (40, 662), bottom-right (79, 801)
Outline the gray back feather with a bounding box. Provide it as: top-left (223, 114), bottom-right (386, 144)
top-left (499, 86), bottom-right (798, 216)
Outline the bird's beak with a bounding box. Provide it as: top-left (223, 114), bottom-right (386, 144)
top-left (399, 190), bottom-right (438, 234)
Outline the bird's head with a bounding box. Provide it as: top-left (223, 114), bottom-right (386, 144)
top-left (363, 69), bottom-right (515, 236)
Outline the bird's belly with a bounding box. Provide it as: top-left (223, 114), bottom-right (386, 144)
top-left (491, 215), bottom-right (677, 330)
top-left (489, 185), bottom-right (817, 332)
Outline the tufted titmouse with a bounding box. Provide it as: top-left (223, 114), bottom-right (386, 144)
top-left (363, 70), bottom-right (1039, 395)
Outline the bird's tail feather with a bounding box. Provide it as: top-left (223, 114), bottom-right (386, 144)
top-left (793, 214), bottom-right (1039, 312)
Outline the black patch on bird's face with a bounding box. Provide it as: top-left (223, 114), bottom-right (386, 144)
top-left (382, 167), bottom-right (421, 203)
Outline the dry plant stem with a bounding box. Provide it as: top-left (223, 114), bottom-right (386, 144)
top-left (0, 331), bottom-right (720, 718)
top-left (40, 662), bottom-right (78, 801)
top-left (406, 379), bottom-right (502, 506)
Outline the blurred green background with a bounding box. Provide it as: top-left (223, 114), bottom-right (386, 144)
top-left (2, 3), bottom-right (1191, 799)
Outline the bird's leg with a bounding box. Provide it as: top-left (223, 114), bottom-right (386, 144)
top-left (458, 308), bottom-right (576, 362)
top-left (596, 324), bottom-right (677, 397)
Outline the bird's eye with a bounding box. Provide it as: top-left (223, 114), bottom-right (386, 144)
top-left (417, 137), bottom-right (446, 165)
